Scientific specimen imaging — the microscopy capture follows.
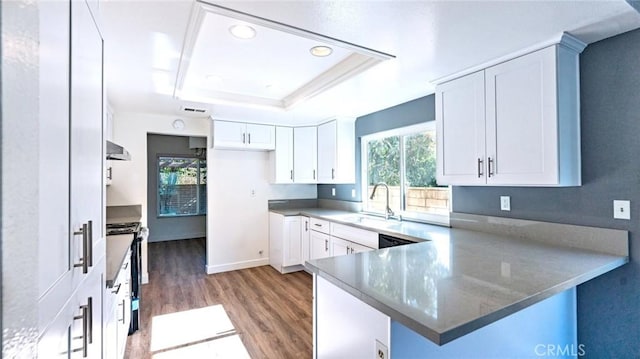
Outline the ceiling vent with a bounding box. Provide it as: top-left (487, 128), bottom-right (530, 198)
top-left (178, 104), bottom-right (211, 117)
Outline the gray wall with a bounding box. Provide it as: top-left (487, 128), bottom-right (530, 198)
top-left (147, 134), bottom-right (206, 242)
top-left (317, 95), bottom-right (435, 201)
top-left (453, 29), bottom-right (640, 358)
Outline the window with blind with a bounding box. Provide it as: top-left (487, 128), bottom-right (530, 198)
top-left (157, 156), bottom-right (207, 217)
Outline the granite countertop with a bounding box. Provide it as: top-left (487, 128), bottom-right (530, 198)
top-left (305, 226), bottom-right (628, 345)
top-left (106, 234), bottom-right (134, 288)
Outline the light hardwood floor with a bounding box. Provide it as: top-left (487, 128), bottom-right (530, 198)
top-left (125, 238), bottom-right (313, 358)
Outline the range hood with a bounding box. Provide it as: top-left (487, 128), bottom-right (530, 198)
top-left (106, 140), bottom-right (131, 161)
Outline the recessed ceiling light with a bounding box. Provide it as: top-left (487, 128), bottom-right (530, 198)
top-left (229, 24), bottom-right (256, 39)
top-left (310, 46), bottom-right (333, 57)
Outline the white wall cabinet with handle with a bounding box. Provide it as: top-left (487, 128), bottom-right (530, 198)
top-left (293, 126), bottom-right (318, 183)
top-left (436, 36), bottom-right (583, 187)
top-left (317, 118), bottom-right (356, 184)
top-left (38, 1), bottom-right (106, 358)
top-left (270, 126), bottom-right (294, 183)
top-left (212, 120), bottom-right (275, 150)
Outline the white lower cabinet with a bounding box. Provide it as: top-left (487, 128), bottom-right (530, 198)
top-left (301, 217), bottom-right (311, 264)
top-left (310, 230), bottom-right (332, 260)
top-left (315, 275), bottom-right (390, 358)
top-left (270, 213), bottom-right (305, 273)
top-left (330, 237), bottom-right (374, 256)
top-left (105, 251), bottom-right (131, 359)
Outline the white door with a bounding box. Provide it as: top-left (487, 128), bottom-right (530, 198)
top-left (246, 123), bottom-right (275, 150)
top-left (283, 217), bottom-right (302, 266)
top-left (301, 217), bottom-right (310, 264)
top-left (317, 120), bottom-right (337, 183)
top-left (272, 126), bottom-right (294, 183)
top-left (485, 46), bottom-right (558, 185)
top-left (38, 0), bottom-right (71, 302)
top-left (330, 237), bottom-right (350, 257)
top-left (214, 121), bottom-right (246, 149)
top-left (293, 127), bottom-right (318, 183)
top-left (310, 231), bottom-right (331, 260)
top-left (436, 71), bottom-right (487, 185)
top-left (70, 0), bottom-right (104, 288)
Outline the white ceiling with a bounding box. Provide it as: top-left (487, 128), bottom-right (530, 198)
top-left (102, 0), bottom-right (640, 125)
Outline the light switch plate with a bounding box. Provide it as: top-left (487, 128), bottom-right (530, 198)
top-left (332, 188), bottom-right (336, 196)
top-left (500, 196), bottom-right (511, 211)
top-left (351, 189), bottom-right (356, 198)
top-left (613, 200), bottom-right (630, 220)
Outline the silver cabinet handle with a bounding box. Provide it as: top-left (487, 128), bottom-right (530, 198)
top-left (87, 297), bottom-right (93, 344)
top-left (118, 299), bottom-right (125, 323)
top-left (111, 283), bottom-right (122, 294)
top-left (313, 169), bottom-right (316, 180)
top-left (242, 133), bottom-right (246, 144)
top-left (73, 301), bottom-right (89, 357)
top-left (248, 133), bottom-right (251, 144)
top-left (290, 170), bottom-right (293, 180)
top-left (107, 167), bottom-right (112, 180)
top-left (73, 223), bottom-right (89, 274)
top-left (477, 158), bottom-right (484, 178)
top-left (331, 168), bottom-right (335, 180)
top-left (305, 221), bottom-right (308, 231)
top-left (86, 220), bottom-right (93, 268)
top-left (324, 239), bottom-right (328, 251)
top-left (488, 157), bottom-right (494, 177)
top-left (314, 223), bottom-right (322, 227)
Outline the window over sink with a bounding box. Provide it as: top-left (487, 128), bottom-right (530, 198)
top-left (157, 156), bottom-right (207, 217)
top-left (361, 122), bottom-right (450, 225)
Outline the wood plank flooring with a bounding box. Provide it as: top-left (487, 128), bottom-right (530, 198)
top-left (125, 238), bottom-right (313, 358)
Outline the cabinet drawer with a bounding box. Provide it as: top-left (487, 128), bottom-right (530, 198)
top-left (331, 223), bottom-right (378, 249)
top-left (310, 218), bottom-right (330, 234)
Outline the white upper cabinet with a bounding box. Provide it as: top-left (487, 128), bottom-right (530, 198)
top-left (270, 126), bottom-right (294, 183)
top-left (317, 119), bottom-right (355, 183)
top-left (293, 126), bottom-right (318, 183)
top-left (436, 71), bottom-right (486, 185)
top-left (436, 37), bottom-right (583, 187)
top-left (212, 120), bottom-right (275, 150)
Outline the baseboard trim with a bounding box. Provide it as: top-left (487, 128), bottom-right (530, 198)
top-left (206, 258), bottom-right (269, 274)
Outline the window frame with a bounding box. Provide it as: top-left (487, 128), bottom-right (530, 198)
top-left (360, 122), bottom-right (450, 226)
top-left (156, 154), bottom-right (207, 218)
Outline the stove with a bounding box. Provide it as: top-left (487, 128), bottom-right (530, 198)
top-left (106, 222), bottom-right (141, 235)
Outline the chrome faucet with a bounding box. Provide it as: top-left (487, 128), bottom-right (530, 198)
top-left (370, 182), bottom-right (395, 220)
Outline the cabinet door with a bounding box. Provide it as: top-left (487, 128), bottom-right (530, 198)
top-left (350, 241), bottom-right (374, 254)
top-left (272, 126), bottom-right (294, 183)
top-left (435, 71), bottom-right (486, 185)
top-left (75, 261), bottom-right (105, 359)
top-left (38, 300), bottom-right (74, 359)
top-left (283, 217), bottom-right (303, 266)
top-left (213, 120), bottom-right (246, 149)
top-left (485, 46), bottom-right (558, 185)
top-left (38, 0), bottom-right (71, 301)
top-left (317, 121), bottom-right (337, 183)
top-left (310, 231), bottom-right (331, 260)
top-left (293, 127), bottom-right (317, 183)
top-left (301, 217), bottom-right (310, 264)
top-left (330, 237), bottom-right (350, 257)
top-left (70, 0), bottom-right (104, 288)
top-left (246, 123), bottom-right (275, 150)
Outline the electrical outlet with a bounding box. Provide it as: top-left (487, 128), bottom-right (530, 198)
top-left (500, 196), bottom-right (511, 211)
top-left (613, 200), bottom-right (630, 220)
top-left (332, 188), bottom-right (336, 196)
top-left (351, 189), bottom-right (356, 198)
top-left (375, 340), bottom-right (388, 359)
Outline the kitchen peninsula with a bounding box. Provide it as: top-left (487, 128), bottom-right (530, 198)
top-left (305, 212), bottom-right (628, 358)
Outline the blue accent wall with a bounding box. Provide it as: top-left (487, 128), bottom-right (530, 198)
top-left (317, 95), bottom-right (435, 202)
top-left (452, 29), bottom-right (640, 358)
